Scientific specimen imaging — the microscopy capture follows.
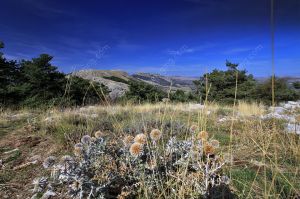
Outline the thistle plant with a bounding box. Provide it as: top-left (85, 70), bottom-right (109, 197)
top-left (33, 126), bottom-right (230, 198)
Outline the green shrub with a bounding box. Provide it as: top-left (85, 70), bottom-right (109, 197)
top-left (124, 80), bottom-right (167, 103)
top-left (194, 61), bottom-right (257, 104)
top-left (102, 76), bottom-right (129, 84)
top-left (293, 81), bottom-right (300, 89)
top-left (193, 61), bottom-right (300, 104)
top-left (255, 77), bottom-right (300, 105)
top-left (61, 76), bottom-right (108, 107)
top-left (170, 90), bottom-right (197, 102)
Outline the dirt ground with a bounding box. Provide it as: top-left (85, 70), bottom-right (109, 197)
top-left (0, 117), bottom-right (63, 199)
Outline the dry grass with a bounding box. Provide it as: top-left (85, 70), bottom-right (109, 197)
top-left (237, 101), bottom-right (266, 117)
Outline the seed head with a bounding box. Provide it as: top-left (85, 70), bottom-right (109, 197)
top-left (94, 130), bottom-right (103, 139)
top-left (204, 144), bottom-right (215, 155)
top-left (129, 142), bottom-right (143, 157)
top-left (197, 131), bottom-right (208, 141)
top-left (74, 143), bottom-right (83, 148)
top-left (123, 135), bottom-right (134, 147)
top-left (210, 139), bottom-right (220, 148)
top-left (60, 155), bottom-right (73, 164)
top-left (150, 129), bottom-right (162, 141)
top-left (70, 180), bottom-right (81, 191)
top-left (74, 144), bottom-right (83, 157)
top-left (146, 158), bottom-right (157, 170)
top-left (190, 125), bottom-right (198, 132)
top-left (134, 133), bottom-right (147, 145)
top-left (81, 135), bottom-right (92, 145)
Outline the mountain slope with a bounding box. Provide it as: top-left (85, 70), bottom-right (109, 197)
top-left (72, 70), bottom-right (197, 100)
top-left (72, 70), bottom-right (130, 100)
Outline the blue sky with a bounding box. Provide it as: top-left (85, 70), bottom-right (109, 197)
top-left (1, 0), bottom-right (300, 77)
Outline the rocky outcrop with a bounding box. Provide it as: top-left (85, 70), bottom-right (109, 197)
top-left (72, 70), bottom-right (129, 101)
top-left (261, 101), bottom-right (300, 134)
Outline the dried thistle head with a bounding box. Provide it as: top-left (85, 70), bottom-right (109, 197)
top-left (74, 144), bottom-right (83, 157)
top-left (210, 139), bottom-right (220, 148)
top-left (70, 180), bottom-right (81, 191)
top-left (60, 155), bottom-right (73, 164)
top-left (81, 135), bottom-right (92, 145)
top-left (74, 143), bottom-right (83, 148)
top-left (204, 144), bottom-right (215, 155)
top-left (197, 131), bottom-right (208, 141)
top-left (146, 158), bottom-right (157, 170)
top-left (123, 135), bottom-right (134, 147)
top-left (117, 190), bottom-right (131, 199)
top-left (134, 133), bottom-right (147, 145)
top-left (190, 125), bottom-right (198, 132)
top-left (43, 156), bottom-right (56, 169)
top-left (94, 130), bottom-right (103, 139)
top-left (130, 142), bottom-right (143, 157)
top-left (150, 129), bottom-right (162, 141)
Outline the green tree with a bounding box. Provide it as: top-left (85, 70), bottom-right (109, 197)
top-left (170, 90), bottom-right (196, 102)
top-left (18, 54), bottom-right (66, 106)
top-left (0, 41), bottom-right (21, 105)
top-left (125, 80), bottom-right (166, 103)
top-left (226, 60), bottom-right (238, 71)
top-left (256, 77), bottom-right (300, 104)
top-left (0, 41), bottom-right (109, 107)
top-left (293, 81), bottom-right (300, 89)
top-left (62, 76), bottom-right (108, 106)
top-left (194, 61), bottom-right (256, 104)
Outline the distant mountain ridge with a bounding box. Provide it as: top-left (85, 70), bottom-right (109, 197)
top-left (72, 70), bottom-right (197, 100)
top-left (132, 72), bottom-right (196, 91)
top-left (73, 69), bottom-right (300, 100)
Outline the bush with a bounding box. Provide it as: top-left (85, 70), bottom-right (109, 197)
top-left (193, 61), bottom-right (300, 104)
top-left (61, 76), bottom-right (108, 107)
top-left (293, 81), bottom-right (300, 89)
top-left (194, 61), bottom-right (256, 104)
top-left (124, 80), bottom-right (167, 103)
top-left (255, 77), bottom-right (300, 105)
top-left (170, 90), bottom-right (197, 102)
top-left (34, 129), bottom-right (231, 198)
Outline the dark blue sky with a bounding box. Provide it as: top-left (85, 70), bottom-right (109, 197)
top-left (1, 0), bottom-right (300, 76)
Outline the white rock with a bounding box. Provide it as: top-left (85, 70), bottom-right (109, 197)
top-left (269, 107), bottom-right (286, 114)
top-left (188, 103), bottom-right (205, 111)
top-left (287, 123), bottom-right (300, 135)
top-left (218, 117), bottom-right (227, 122)
top-left (283, 104), bottom-right (295, 109)
top-left (261, 113), bottom-right (295, 122)
top-left (90, 113), bottom-right (98, 118)
top-left (287, 101), bottom-right (298, 105)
